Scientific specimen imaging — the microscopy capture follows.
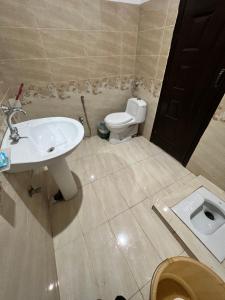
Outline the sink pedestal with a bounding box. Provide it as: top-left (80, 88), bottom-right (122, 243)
top-left (48, 158), bottom-right (77, 200)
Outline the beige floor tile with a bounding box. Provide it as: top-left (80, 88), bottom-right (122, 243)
top-left (102, 150), bottom-right (128, 174)
top-left (92, 175), bottom-right (128, 219)
top-left (155, 152), bottom-right (190, 180)
top-left (50, 194), bottom-right (82, 250)
top-left (130, 161), bottom-right (163, 197)
top-left (26, 217), bottom-right (59, 300)
top-left (139, 156), bottom-right (175, 189)
top-left (112, 167), bottom-right (147, 207)
top-left (85, 222), bottom-right (138, 300)
top-left (132, 136), bottom-right (162, 157)
top-left (66, 156), bottom-right (90, 186)
top-left (55, 236), bottom-right (100, 300)
top-left (131, 201), bottom-right (183, 260)
top-left (109, 139), bottom-right (149, 165)
top-left (130, 291), bottom-right (144, 300)
top-left (78, 184), bottom-right (107, 234)
top-left (151, 173), bottom-right (197, 208)
top-left (82, 154), bottom-right (116, 183)
top-left (110, 210), bottom-right (162, 288)
top-left (140, 282), bottom-right (151, 300)
top-left (76, 136), bottom-right (108, 159)
top-left (51, 136), bottom-right (196, 300)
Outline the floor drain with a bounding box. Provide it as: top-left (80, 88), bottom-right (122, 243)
top-left (47, 147), bottom-right (55, 153)
top-left (204, 211), bottom-right (215, 220)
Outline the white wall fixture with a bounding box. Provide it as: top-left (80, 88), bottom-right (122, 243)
top-left (172, 187), bottom-right (225, 262)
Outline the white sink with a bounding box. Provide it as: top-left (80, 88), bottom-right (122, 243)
top-left (2, 117), bottom-right (84, 200)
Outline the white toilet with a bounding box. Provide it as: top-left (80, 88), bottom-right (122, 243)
top-left (104, 98), bottom-right (147, 144)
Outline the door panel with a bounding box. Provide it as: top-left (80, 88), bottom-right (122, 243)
top-left (151, 0), bottom-right (225, 165)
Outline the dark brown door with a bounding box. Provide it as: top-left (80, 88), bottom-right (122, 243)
top-left (151, 0), bottom-right (225, 165)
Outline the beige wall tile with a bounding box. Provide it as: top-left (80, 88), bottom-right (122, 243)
top-left (121, 56), bottom-right (136, 75)
top-left (101, 1), bottom-right (123, 31)
top-left (101, 1), bottom-right (139, 31)
top-left (136, 55), bottom-right (158, 79)
top-left (30, 0), bottom-right (84, 29)
top-left (49, 57), bottom-right (88, 81)
top-left (0, 81), bottom-right (9, 102)
top-left (122, 32), bottom-right (138, 56)
top-left (88, 56), bottom-right (120, 78)
top-left (84, 31), bottom-right (122, 56)
top-left (82, 0), bottom-right (102, 30)
top-left (137, 29), bottom-right (163, 55)
top-left (160, 27), bottom-right (174, 55)
top-left (119, 3), bottom-right (140, 32)
top-left (0, 0), bottom-right (36, 27)
top-left (0, 59), bottom-right (52, 85)
top-left (0, 28), bottom-right (45, 60)
top-left (166, 0), bottom-right (180, 26)
top-left (41, 29), bottom-right (85, 58)
top-left (139, 0), bottom-right (169, 30)
top-left (156, 55), bottom-right (167, 80)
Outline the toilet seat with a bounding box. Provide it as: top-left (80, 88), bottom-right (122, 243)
top-left (105, 112), bottom-right (134, 126)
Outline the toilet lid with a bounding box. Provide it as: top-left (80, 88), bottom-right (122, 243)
top-left (105, 112), bottom-right (133, 125)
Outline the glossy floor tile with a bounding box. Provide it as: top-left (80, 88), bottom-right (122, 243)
top-left (55, 235), bottom-right (100, 300)
top-left (0, 173), bottom-right (59, 300)
top-left (110, 209), bottom-right (162, 288)
top-left (92, 175), bottom-right (129, 219)
top-left (85, 222), bottom-right (138, 300)
top-left (50, 136), bottom-right (191, 300)
top-left (131, 201), bottom-right (183, 259)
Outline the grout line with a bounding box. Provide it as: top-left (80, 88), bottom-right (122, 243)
top-left (154, 0), bottom-right (172, 81)
top-left (0, 25), bottom-right (139, 33)
top-left (108, 217), bottom-right (141, 292)
top-left (0, 55), bottom-right (137, 62)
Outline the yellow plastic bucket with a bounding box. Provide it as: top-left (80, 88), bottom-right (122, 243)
top-left (150, 257), bottom-right (225, 300)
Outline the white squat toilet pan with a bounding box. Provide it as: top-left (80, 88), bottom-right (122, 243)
top-left (104, 98), bottom-right (147, 144)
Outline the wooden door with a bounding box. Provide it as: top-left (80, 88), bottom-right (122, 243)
top-left (151, 0), bottom-right (225, 165)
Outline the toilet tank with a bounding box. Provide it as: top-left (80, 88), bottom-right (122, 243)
top-left (126, 98), bottom-right (147, 123)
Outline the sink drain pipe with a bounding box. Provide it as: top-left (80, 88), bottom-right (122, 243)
top-left (80, 95), bottom-right (92, 137)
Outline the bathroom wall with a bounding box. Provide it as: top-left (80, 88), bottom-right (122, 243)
top-left (0, 82), bottom-right (59, 299)
top-left (187, 95), bottom-right (225, 191)
top-left (0, 0), bottom-right (139, 135)
top-left (0, 82), bottom-right (9, 141)
top-left (135, 0), bottom-right (179, 139)
top-left (0, 171), bottom-right (60, 299)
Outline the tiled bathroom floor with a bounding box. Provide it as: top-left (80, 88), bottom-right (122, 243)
top-left (50, 136), bottom-right (194, 300)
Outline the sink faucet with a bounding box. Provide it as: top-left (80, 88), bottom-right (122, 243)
top-left (1, 105), bottom-right (26, 143)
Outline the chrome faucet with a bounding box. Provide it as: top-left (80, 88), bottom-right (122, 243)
top-left (1, 105), bottom-right (26, 143)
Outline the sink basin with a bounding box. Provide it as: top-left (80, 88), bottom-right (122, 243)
top-left (1, 117), bottom-right (84, 200)
top-left (1, 117), bottom-right (84, 172)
